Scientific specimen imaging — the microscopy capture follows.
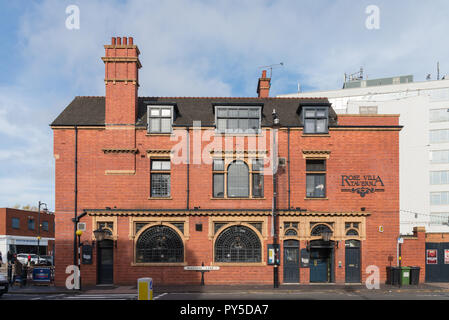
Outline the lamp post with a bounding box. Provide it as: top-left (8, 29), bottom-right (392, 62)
top-left (37, 201), bottom-right (47, 261)
top-left (76, 229), bottom-right (83, 290)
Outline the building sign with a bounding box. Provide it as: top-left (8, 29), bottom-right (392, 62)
top-left (341, 175), bottom-right (385, 197)
top-left (184, 266), bottom-right (220, 271)
top-left (445, 250), bottom-right (449, 264)
top-left (300, 249), bottom-right (310, 268)
top-left (427, 249), bottom-right (438, 264)
top-left (82, 245), bottom-right (93, 264)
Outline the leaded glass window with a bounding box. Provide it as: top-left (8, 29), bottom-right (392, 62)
top-left (227, 160), bottom-right (249, 198)
top-left (136, 225), bottom-right (183, 263)
top-left (150, 159), bottom-right (171, 197)
top-left (311, 224), bottom-right (332, 236)
top-left (215, 225), bottom-right (261, 263)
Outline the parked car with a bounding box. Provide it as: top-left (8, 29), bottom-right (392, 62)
top-left (40, 255), bottom-right (54, 266)
top-left (16, 254), bottom-right (40, 265)
top-left (0, 273), bottom-right (8, 297)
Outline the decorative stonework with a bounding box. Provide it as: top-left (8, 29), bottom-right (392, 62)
top-left (302, 150), bottom-right (331, 159)
top-left (102, 148), bottom-right (138, 154)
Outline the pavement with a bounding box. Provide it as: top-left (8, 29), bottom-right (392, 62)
top-left (5, 282), bottom-right (449, 295)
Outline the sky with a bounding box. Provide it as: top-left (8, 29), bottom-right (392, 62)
top-left (0, 0), bottom-right (449, 211)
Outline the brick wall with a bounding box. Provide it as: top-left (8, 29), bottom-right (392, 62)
top-left (401, 227), bottom-right (426, 280)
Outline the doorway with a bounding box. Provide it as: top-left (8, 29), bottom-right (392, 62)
top-left (309, 240), bottom-right (334, 283)
top-left (345, 240), bottom-right (361, 283)
top-left (97, 240), bottom-right (113, 285)
top-left (283, 240), bottom-right (299, 283)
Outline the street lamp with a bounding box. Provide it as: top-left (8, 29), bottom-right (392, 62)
top-left (37, 201), bottom-right (48, 262)
top-left (272, 109), bottom-right (280, 289)
top-left (76, 229), bottom-right (83, 290)
top-left (93, 226), bottom-right (107, 243)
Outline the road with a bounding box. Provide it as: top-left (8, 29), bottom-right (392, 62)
top-left (2, 290), bottom-right (449, 300)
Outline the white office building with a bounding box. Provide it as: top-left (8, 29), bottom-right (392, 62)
top-left (279, 76), bottom-right (449, 235)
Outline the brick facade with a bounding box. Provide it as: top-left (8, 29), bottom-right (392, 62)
top-left (52, 37), bottom-right (403, 286)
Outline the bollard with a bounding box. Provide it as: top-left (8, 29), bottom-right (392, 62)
top-left (138, 278), bottom-right (153, 300)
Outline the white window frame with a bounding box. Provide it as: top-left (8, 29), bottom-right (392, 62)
top-left (214, 106), bottom-right (262, 134)
top-left (147, 105), bottom-right (174, 133)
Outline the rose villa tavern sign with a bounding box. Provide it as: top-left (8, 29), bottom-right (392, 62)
top-left (341, 175), bottom-right (385, 197)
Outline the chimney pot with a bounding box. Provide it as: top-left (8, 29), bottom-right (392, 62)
top-left (129, 37), bottom-right (133, 45)
top-left (123, 37), bottom-right (127, 45)
top-left (111, 37), bottom-right (116, 45)
top-left (117, 37), bottom-right (121, 45)
top-left (262, 70), bottom-right (267, 78)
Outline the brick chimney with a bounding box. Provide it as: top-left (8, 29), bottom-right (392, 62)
top-left (102, 36), bottom-right (141, 125)
top-left (257, 70), bottom-right (271, 98)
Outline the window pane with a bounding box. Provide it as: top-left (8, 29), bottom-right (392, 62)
top-left (252, 173), bottom-right (264, 197)
top-left (227, 161), bottom-right (249, 197)
top-left (229, 109), bottom-right (239, 118)
top-left (228, 119), bottom-right (238, 131)
top-left (161, 118), bottom-right (171, 133)
top-left (213, 174), bottom-right (224, 198)
top-left (306, 174), bottom-right (325, 198)
top-left (249, 119), bottom-right (259, 132)
top-left (217, 119), bottom-right (227, 132)
top-left (150, 118), bottom-right (160, 132)
top-left (316, 109), bottom-right (326, 117)
top-left (304, 119), bottom-right (315, 133)
top-left (217, 108), bottom-right (227, 117)
top-left (239, 118), bottom-right (249, 132)
top-left (239, 108), bottom-right (249, 118)
top-left (249, 109), bottom-right (260, 118)
top-left (160, 161), bottom-right (171, 170)
top-left (213, 159), bottom-right (224, 171)
top-left (150, 108), bottom-right (160, 116)
top-left (316, 119), bottom-right (327, 133)
top-left (151, 174), bottom-right (171, 197)
top-left (305, 110), bottom-right (315, 118)
top-left (306, 160), bottom-right (325, 171)
top-left (161, 109), bottom-right (171, 117)
top-left (252, 159), bottom-right (264, 171)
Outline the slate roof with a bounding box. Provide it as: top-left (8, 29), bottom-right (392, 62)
top-left (51, 96), bottom-right (337, 127)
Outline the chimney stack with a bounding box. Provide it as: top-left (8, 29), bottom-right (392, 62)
top-left (257, 70), bottom-right (271, 98)
top-left (102, 36), bottom-right (142, 125)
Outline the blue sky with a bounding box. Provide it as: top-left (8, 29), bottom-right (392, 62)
top-left (1, 0), bottom-right (449, 211)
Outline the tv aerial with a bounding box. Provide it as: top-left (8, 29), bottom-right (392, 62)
top-left (259, 62), bottom-right (284, 78)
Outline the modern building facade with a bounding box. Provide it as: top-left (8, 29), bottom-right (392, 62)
top-left (280, 76), bottom-right (449, 235)
top-left (0, 208), bottom-right (55, 259)
top-left (51, 37), bottom-right (404, 286)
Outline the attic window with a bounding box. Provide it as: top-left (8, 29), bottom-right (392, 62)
top-left (147, 105), bottom-right (174, 133)
top-left (302, 106), bottom-right (329, 134)
top-left (215, 106), bottom-right (261, 134)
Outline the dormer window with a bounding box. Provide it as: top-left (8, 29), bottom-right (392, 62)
top-left (147, 105), bottom-right (174, 133)
top-left (215, 106), bottom-right (261, 134)
top-left (302, 106), bottom-right (329, 134)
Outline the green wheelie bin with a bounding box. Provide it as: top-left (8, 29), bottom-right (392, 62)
top-left (400, 267), bottom-right (411, 285)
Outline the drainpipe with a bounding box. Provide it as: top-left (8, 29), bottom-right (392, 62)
top-left (186, 127), bottom-right (190, 210)
top-left (73, 125), bottom-right (78, 266)
top-left (287, 127), bottom-right (291, 209)
top-left (272, 110), bottom-right (280, 288)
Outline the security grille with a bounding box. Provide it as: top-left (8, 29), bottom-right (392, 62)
top-left (215, 225), bottom-right (261, 263)
top-left (136, 225), bottom-right (183, 263)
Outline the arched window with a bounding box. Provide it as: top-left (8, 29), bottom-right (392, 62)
top-left (215, 225), bottom-right (261, 262)
top-left (311, 224), bottom-right (333, 237)
top-left (136, 225), bottom-right (183, 263)
top-left (285, 229), bottom-right (298, 236)
top-left (346, 229), bottom-right (359, 236)
top-left (227, 161), bottom-right (249, 198)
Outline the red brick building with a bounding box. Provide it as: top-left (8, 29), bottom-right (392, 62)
top-left (51, 37), bottom-right (403, 286)
top-left (0, 208), bottom-right (55, 259)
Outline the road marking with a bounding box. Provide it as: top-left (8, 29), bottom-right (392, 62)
top-left (154, 293), bottom-right (167, 300)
